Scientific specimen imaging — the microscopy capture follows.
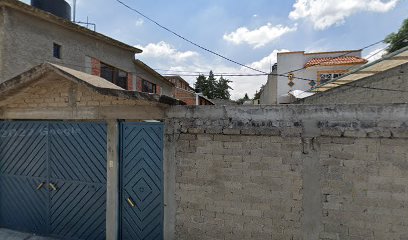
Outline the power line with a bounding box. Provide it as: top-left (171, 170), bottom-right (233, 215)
top-left (115, 0), bottom-right (268, 74)
top-left (286, 33), bottom-right (408, 76)
top-left (282, 40), bottom-right (385, 75)
top-left (312, 35), bottom-right (408, 91)
top-left (11, 51), bottom-right (320, 82)
top-left (114, 0), bottom-right (408, 93)
top-left (9, 47), bottom-right (408, 93)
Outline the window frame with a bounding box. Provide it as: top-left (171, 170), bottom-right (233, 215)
top-left (99, 61), bottom-right (128, 90)
top-left (53, 43), bottom-right (62, 59)
top-left (142, 79), bottom-right (157, 94)
top-left (317, 70), bottom-right (347, 85)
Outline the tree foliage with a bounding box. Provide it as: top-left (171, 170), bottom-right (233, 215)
top-left (385, 18), bottom-right (408, 53)
top-left (236, 93), bottom-right (250, 105)
top-left (254, 84), bottom-right (265, 100)
top-left (194, 71), bottom-right (233, 99)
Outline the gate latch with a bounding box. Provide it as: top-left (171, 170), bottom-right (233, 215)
top-left (49, 183), bottom-right (58, 191)
top-left (127, 197), bottom-right (136, 208)
top-left (36, 182), bottom-right (45, 190)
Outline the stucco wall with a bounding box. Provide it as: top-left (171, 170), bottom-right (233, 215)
top-left (134, 64), bottom-right (174, 97)
top-left (165, 105), bottom-right (408, 240)
top-left (0, 6), bottom-right (174, 97)
top-left (276, 51), bottom-right (364, 104)
top-left (0, 7), bottom-right (138, 83)
top-left (260, 73), bottom-right (277, 105)
top-left (299, 62), bottom-right (408, 104)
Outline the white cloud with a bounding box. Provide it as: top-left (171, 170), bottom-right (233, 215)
top-left (289, 0), bottom-right (399, 30)
top-left (249, 49), bottom-right (289, 71)
top-left (135, 19), bottom-right (144, 27)
top-left (364, 47), bottom-right (388, 62)
top-left (135, 41), bottom-right (199, 62)
top-left (135, 41), bottom-right (289, 100)
top-left (223, 23), bottom-right (297, 48)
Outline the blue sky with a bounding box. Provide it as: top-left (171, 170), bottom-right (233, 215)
top-left (21, 0), bottom-right (408, 99)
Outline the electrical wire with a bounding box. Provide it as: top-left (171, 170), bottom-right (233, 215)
top-left (282, 40), bottom-right (385, 75)
top-left (115, 0), bottom-right (268, 74)
top-left (114, 0), bottom-right (408, 94)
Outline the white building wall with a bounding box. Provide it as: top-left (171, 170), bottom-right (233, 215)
top-left (276, 51), bottom-right (364, 104)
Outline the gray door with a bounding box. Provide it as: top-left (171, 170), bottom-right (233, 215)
top-left (0, 121), bottom-right (107, 240)
top-left (121, 123), bottom-right (164, 240)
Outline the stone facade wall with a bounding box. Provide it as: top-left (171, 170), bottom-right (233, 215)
top-left (299, 62), bottom-right (408, 104)
top-left (165, 105), bottom-right (408, 240)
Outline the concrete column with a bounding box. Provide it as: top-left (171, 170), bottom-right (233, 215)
top-left (164, 132), bottom-right (176, 240)
top-left (301, 120), bottom-right (323, 239)
top-left (106, 120), bottom-right (119, 240)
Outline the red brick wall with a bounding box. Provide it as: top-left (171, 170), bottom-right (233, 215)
top-left (156, 85), bottom-right (162, 95)
top-left (91, 58), bottom-right (101, 76)
top-left (137, 78), bottom-right (143, 92)
top-left (175, 88), bottom-right (196, 105)
top-left (127, 73), bottom-right (133, 91)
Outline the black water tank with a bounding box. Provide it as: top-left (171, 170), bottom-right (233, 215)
top-left (31, 0), bottom-right (71, 20)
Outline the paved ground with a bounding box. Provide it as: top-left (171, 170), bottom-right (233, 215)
top-left (0, 229), bottom-right (59, 240)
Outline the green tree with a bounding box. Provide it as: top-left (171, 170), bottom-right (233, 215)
top-left (236, 93), bottom-right (250, 105)
top-left (194, 74), bottom-right (207, 94)
top-left (214, 76), bottom-right (233, 99)
top-left (194, 71), bottom-right (233, 100)
top-left (206, 71), bottom-right (217, 99)
top-left (254, 84), bottom-right (265, 100)
top-left (385, 18), bottom-right (408, 53)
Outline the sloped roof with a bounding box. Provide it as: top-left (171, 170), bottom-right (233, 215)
top-left (0, 63), bottom-right (182, 105)
top-left (310, 46), bottom-right (408, 93)
top-left (133, 60), bottom-right (174, 87)
top-left (305, 56), bottom-right (368, 68)
top-left (0, 0), bottom-right (142, 54)
top-left (50, 64), bottom-right (125, 90)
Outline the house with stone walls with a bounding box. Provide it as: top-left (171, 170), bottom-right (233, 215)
top-left (0, 0), bottom-right (174, 96)
top-left (165, 75), bottom-right (214, 105)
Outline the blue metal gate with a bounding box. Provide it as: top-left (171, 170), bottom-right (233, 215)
top-left (0, 121), bottom-right (107, 240)
top-left (121, 123), bottom-right (164, 240)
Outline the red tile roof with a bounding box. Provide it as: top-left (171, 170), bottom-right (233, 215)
top-left (305, 56), bottom-right (368, 68)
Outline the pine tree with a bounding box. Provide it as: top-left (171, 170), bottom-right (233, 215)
top-left (236, 93), bottom-right (250, 105)
top-left (214, 76), bottom-right (233, 99)
top-left (206, 71), bottom-right (217, 99)
top-left (194, 71), bottom-right (233, 100)
top-left (194, 74), bottom-right (207, 94)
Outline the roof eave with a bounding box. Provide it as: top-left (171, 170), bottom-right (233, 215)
top-left (133, 60), bottom-right (175, 87)
top-left (0, 0), bottom-right (143, 54)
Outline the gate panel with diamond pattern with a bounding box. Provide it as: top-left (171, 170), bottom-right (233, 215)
top-left (48, 122), bottom-right (107, 240)
top-left (0, 122), bottom-right (48, 234)
top-left (121, 123), bottom-right (164, 240)
top-left (0, 121), bottom-right (107, 240)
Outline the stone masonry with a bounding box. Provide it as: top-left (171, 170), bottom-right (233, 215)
top-left (165, 105), bottom-right (408, 240)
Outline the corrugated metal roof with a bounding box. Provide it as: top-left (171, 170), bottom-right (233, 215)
top-left (311, 46), bottom-right (408, 93)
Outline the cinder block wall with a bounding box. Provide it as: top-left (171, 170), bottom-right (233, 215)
top-left (165, 104), bottom-right (408, 240)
